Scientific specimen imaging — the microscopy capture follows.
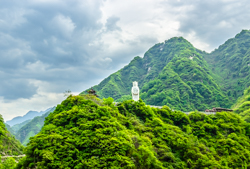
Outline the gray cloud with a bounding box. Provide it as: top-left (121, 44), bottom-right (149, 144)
top-left (105, 16), bottom-right (121, 32)
top-left (0, 0), bottom-right (108, 100)
top-left (0, 79), bottom-right (38, 100)
top-left (165, 0), bottom-right (250, 51)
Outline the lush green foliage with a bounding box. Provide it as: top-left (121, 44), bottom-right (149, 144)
top-left (140, 38), bottom-right (230, 111)
top-left (232, 86), bottom-right (250, 122)
top-left (0, 115), bottom-right (24, 156)
top-left (205, 30), bottom-right (250, 103)
top-left (17, 96), bottom-right (250, 168)
top-left (4, 123), bottom-right (15, 136)
top-left (0, 156), bottom-right (17, 169)
top-left (0, 115), bottom-right (24, 168)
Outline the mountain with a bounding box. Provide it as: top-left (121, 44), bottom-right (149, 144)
top-left (11, 119), bottom-right (32, 134)
top-left (6, 107), bottom-right (55, 127)
top-left (140, 38), bottom-right (230, 111)
top-left (81, 30), bottom-right (250, 111)
top-left (205, 29), bottom-right (250, 102)
top-left (232, 86), bottom-right (250, 122)
top-left (16, 95), bottom-right (250, 168)
top-left (0, 115), bottom-right (24, 156)
top-left (15, 107), bottom-right (55, 145)
top-left (82, 37), bottom-right (231, 111)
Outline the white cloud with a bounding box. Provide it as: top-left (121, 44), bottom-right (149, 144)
top-left (0, 91), bottom-right (65, 121)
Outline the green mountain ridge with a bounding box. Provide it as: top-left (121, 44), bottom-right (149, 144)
top-left (205, 30), bottom-right (250, 101)
top-left (82, 32), bottom-right (250, 111)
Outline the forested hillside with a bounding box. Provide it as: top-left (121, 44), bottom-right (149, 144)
top-left (17, 95), bottom-right (250, 168)
top-left (205, 30), bottom-right (250, 102)
top-left (0, 115), bottom-right (24, 156)
top-left (232, 86), bottom-right (250, 122)
top-left (82, 30), bottom-right (250, 111)
top-left (139, 37), bottom-right (230, 111)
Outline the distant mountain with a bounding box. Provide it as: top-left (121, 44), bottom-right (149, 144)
top-left (6, 107), bottom-right (55, 126)
top-left (15, 107), bottom-right (55, 145)
top-left (11, 119), bottom-right (32, 134)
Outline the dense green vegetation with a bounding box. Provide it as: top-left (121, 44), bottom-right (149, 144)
top-left (0, 156), bottom-right (17, 169)
top-left (232, 86), bottom-right (250, 122)
top-left (139, 38), bottom-right (230, 111)
top-left (4, 123), bottom-right (15, 136)
top-left (82, 30), bottom-right (250, 111)
top-left (0, 115), bottom-right (24, 156)
top-left (16, 95), bottom-right (250, 168)
top-left (0, 115), bottom-right (24, 168)
top-left (205, 30), bottom-right (250, 102)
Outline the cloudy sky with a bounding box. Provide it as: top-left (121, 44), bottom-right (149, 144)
top-left (1, 0), bottom-right (250, 121)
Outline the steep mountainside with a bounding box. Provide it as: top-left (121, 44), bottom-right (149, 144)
top-left (4, 123), bottom-right (15, 136)
top-left (15, 107), bottom-right (55, 145)
top-left (16, 95), bottom-right (250, 168)
top-left (205, 30), bottom-right (250, 102)
top-left (140, 38), bottom-right (230, 111)
top-left (0, 115), bottom-right (23, 156)
top-left (232, 86), bottom-right (250, 122)
top-left (11, 119), bottom-right (32, 134)
top-left (82, 37), bottom-right (231, 111)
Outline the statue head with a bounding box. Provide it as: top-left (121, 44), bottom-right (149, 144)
top-left (133, 81), bottom-right (138, 87)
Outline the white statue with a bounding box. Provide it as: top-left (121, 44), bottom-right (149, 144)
top-left (131, 81), bottom-right (139, 101)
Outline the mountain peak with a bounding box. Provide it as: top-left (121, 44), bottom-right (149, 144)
top-left (235, 29), bottom-right (250, 39)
